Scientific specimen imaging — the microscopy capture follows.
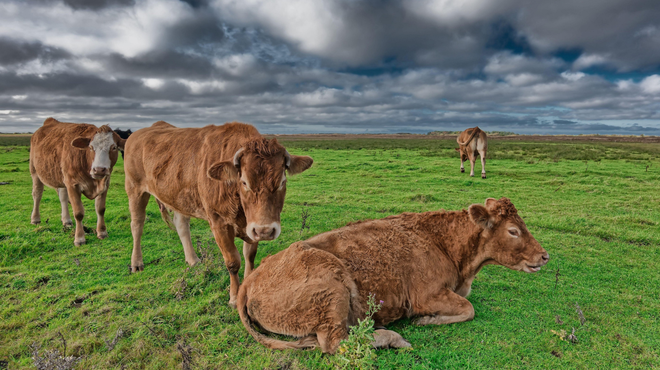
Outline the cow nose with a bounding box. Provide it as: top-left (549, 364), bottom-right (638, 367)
top-left (252, 225), bottom-right (277, 241)
top-left (92, 167), bottom-right (109, 177)
top-left (541, 253), bottom-right (550, 262)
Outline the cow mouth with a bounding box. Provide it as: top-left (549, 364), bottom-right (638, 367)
top-left (525, 264), bottom-right (543, 273)
top-left (90, 173), bottom-right (108, 180)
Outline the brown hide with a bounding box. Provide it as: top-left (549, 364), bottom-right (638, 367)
top-left (456, 126), bottom-right (488, 178)
top-left (238, 198), bottom-right (548, 353)
top-left (29, 117), bottom-right (125, 246)
top-left (124, 121), bottom-right (313, 307)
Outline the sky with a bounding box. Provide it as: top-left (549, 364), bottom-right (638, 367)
top-left (0, 0), bottom-right (659, 134)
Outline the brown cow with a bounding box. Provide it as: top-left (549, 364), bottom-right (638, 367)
top-left (455, 126), bottom-right (488, 178)
top-left (124, 121), bottom-right (313, 307)
top-left (238, 198), bottom-right (549, 353)
top-left (29, 118), bottom-right (126, 246)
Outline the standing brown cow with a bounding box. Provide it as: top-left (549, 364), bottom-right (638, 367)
top-left (29, 118), bottom-right (126, 246)
top-left (238, 198), bottom-right (549, 353)
top-left (124, 121), bottom-right (313, 307)
top-left (455, 126), bottom-right (488, 178)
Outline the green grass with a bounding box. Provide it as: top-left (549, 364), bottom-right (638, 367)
top-left (1, 139), bottom-right (659, 369)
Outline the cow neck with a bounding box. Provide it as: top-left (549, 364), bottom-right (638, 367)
top-left (422, 210), bottom-right (491, 280)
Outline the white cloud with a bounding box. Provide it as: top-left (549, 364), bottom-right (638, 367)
top-left (561, 71), bottom-right (586, 81)
top-left (573, 53), bottom-right (609, 70)
top-left (640, 75), bottom-right (660, 94)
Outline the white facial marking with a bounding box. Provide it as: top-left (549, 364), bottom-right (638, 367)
top-left (89, 132), bottom-right (114, 176)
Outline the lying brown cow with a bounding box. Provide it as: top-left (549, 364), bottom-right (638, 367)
top-left (29, 118), bottom-right (126, 246)
top-left (455, 126), bottom-right (488, 178)
top-left (124, 121), bottom-right (313, 307)
top-left (238, 198), bottom-right (549, 353)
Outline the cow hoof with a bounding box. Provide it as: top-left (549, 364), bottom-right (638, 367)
top-left (74, 237), bottom-right (86, 246)
top-left (97, 231), bottom-right (108, 239)
top-left (63, 221), bottom-right (73, 229)
top-left (481, 174), bottom-right (487, 179)
top-left (228, 299), bottom-right (237, 309)
top-left (460, 168), bottom-right (464, 173)
top-left (186, 258), bottom-right (201, 267)
top-left (470, 174), bottom-right (474, 177)
top-left (131, 264), bottom-right (144, 273)
top-left (31, 219), bottom-right (41, 225)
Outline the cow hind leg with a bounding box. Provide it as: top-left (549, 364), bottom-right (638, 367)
top-left (30, 174), bottom-right (44, 225)
top-left (173, 211), bottom-right (200, 267)
top-left (372, 329), bottom-right (411, 349)
top-left (95, 190), bottom-right (108, 239)
top-left (468, 152), bottom-right (476, 177)
top-left (479, 150), bottom-right (486, 179)
top-left (58, 188), bottom-right (73, 228)
top-left (243, 241), bottom-right (258, 278)
top-left (413, 289), bottom-right (475, 326)
top-left (128, 191), bottom-right (150, 272)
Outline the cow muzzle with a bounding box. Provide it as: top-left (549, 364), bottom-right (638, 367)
top-left (523, 252), bottom-right (550, 273)
top-left (247, 222), bottom-right (281, 241)
top-left (91, 167), bottom-right (110, 179)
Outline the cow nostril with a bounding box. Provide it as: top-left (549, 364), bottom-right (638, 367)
top-left (269, 228), bottom-right (276, 238)
top-left (251, 227), bottom-right (258, 238)
top-left (542, 254), bottom-right (549, 261)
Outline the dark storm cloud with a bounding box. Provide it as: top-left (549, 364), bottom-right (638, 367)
top-left (62, 0), bottom-right (135, 10)
top-left (0, 38), bottom-right (70, 66)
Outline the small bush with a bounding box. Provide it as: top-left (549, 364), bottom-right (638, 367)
top-left (335, 294), bottom-right (383, 370)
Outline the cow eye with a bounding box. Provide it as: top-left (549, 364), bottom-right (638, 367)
top-left (508, 228), bottom-right (519, 237)
top-left (111, 145), bottom-right (117, 151)
top-left (241, 180), bottom-right (248, 190)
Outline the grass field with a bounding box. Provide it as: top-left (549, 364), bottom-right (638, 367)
top-left (1, 137), bottom-right (659, 369)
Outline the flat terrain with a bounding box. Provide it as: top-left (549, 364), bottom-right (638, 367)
top-left (0, 137), bottom-right (659, 369)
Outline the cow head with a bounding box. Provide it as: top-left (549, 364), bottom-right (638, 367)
top-left (71, 125), bottom-right (126, 179)
top-left (469, 197), bottom-right (549, 273)
top-left (207, 138), bottom-right (313, 242)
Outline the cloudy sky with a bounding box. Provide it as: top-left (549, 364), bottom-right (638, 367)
top-left (1, 0), bottom-right (659, 134)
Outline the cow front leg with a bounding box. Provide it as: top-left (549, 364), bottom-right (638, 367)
top-left (210, 222), bottom-right (241, 308)
top-left (66, 185), bottom-right (86, 246)
top-left (30, 174), bottom-right (44, 225)
top-left (479, 150), bottom-right (486, 179)
top-left (128, 191), bottom-right (150, 272)
top-left (243, 241), bottom-right (259, 278)
top-left (372, 329), bottom-right (411, 349)
top-left (173, 211), bottom-right (200, 266)
top-left (413, 289), bottom-right (475, 325)
top-left (58, 188), bottom-right (73, 228)
top-left (95, 190), bottom-right (108, 239)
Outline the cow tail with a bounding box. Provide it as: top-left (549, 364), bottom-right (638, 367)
top-left (457, 126), bottom-right (482, 146)
top-left (155, 199), bottom-right (175, 231)
top-left (237, 281), bottom-right (319, 351)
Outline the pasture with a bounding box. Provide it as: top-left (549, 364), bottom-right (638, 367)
top-left (1, 136), bottom-right (659, 369)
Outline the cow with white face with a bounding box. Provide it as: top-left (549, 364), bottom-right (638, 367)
top-left (29, 118), bottom-right (126, 246)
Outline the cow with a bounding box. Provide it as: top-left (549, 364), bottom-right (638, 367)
top-left (237, 197), bottom-right (549, 353)
top-left (123, 121), bottom-right (313, 307)
top-left (29, 118), bottom-right (126, 246)
top-left (113, 128), bottom-right (132, 159)
top-left (455, 126), bottom-right (487, 178)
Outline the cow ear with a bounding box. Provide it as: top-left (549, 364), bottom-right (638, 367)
top-left (286, 155), bottom-right (313, 175)
top-left (71, 137), bottom-right (90, 149)
top-left (485, 198), bottom-right (499, 212)
top-left (117, 138), bottom-right (126, 150)
top-left (469, 204), bottom-right (493, 229)
top-left (207, 161), bottom-right (239, 182)
top-left (454, 148), bottom-right (460, 151)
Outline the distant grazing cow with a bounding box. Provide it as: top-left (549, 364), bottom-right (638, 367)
top-left (238, 198), bottom-right (549, 353)
top-left (455, 126), bottom-right (488, 178)
top-left (124, 121), bottom-right (313, 307)
top-left (29, 118), bottom-right (126, 246)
